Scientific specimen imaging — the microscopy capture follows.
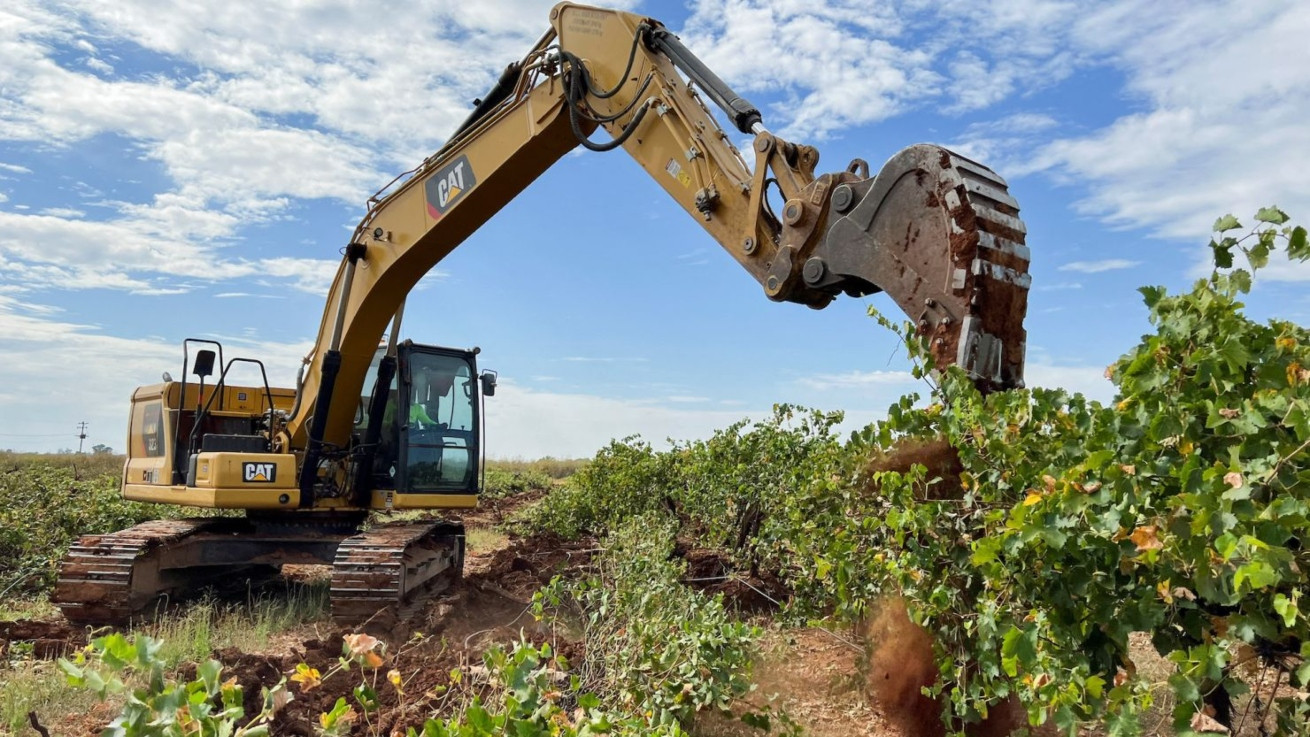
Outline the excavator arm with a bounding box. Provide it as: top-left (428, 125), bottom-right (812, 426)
top-left (285, 2), bottom-right (1030, 495)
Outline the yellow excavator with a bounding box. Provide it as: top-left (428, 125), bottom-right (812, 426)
top-left (54, 3), bottom-right (1030, 625)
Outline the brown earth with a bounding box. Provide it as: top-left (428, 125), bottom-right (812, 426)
top-left (0, 619), bottom-right (85, 660)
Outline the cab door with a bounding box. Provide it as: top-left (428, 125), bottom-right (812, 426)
top-left (396, 345), bottom-right (481, 495)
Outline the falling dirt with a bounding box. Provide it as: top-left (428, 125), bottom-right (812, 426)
top-left (854, 439), bottom-right (1057, 737)
top-left (863, 599), bottom-right (1031, 737)
top-left (862, 436), bottom-right (963, 501)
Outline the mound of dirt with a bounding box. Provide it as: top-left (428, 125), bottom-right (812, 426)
top-left (474, 531), bottom-right (597, 601)
top-left (0, 619), bottom-right (86, 658)
top-left (681, 546), bottom-right (788, 615)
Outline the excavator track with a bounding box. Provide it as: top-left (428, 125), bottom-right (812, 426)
top-left (330, 520), bottom-right (465, 626)
top-left (53, 518), bottom-right (223, 626)
top-left (54, 516), bottom-right (465, 628)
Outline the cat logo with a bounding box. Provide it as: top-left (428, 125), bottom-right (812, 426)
top-left (424, 154), bottom-right (476, 221)
top-left (243, 462), bottom-right (277, 483)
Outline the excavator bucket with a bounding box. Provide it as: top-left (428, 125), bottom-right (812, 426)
top-left (814, 145), bottom-right (1030, 391)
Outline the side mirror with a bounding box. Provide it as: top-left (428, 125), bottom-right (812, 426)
top-left (480, 371), bottom-right (498, 398)
top-left (193, 349), bottom-right (216, 378)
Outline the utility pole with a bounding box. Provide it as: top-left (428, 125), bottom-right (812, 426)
top-left (76, 421), bottom-right (88, 454)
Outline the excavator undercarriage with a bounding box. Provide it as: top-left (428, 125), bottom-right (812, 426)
top-left (54, 517), bottom-right (464, 626)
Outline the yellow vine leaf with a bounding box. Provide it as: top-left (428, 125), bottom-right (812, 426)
top-left (290, 664), bottom-right (322, 691)
top-left (1130, 525), bottom-right (1163, 552)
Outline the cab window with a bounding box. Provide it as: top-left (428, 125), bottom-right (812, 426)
top-left (402, 352), bottom-right (477, 492)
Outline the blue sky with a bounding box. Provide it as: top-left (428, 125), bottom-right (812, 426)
top-left (0, 0), bottom-right (1306, 457)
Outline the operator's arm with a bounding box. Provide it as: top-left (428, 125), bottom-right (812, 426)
top-left (285, 2), bottom-right (1030, 497)
top-left (410, 403), bottom-right (436, 429)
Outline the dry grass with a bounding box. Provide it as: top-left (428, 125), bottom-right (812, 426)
top-left (486, 456), bottom-right (589, 480)
top-left (147, 582), bottom-right (330, 665)
top-left (0, 451), bottom-right (124, 478)
top-left (0, 657), bottom-right (104, 735)
top-left (466, 527), bottom-right (509, 555)
top-left (0, 598), bottom-right (57, 622)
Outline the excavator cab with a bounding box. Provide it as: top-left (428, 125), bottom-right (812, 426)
top-left (359, 342), bottom-right (488, 499)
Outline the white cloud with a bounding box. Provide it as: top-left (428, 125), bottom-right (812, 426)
top-left (1024, 362), bottom-right (1115, 404)
top-left (679, 0), bottom-right (933, 139)
top-left (1259, 256), bottom-right (1310, 283)
top-left (677, 248), bottom-right (711, 266)
top-left (797, 369), bottom-right (918, 390)
top-left (0, 211), bottom-right (340, 295)
top-left (1036, 281), bottom-right (1082, 291)
top-left (255, 258), bottom-right (340, 296)
top-left (38, 207), bottom-right (83, 217)
top-left (55, 0), bottom-right (612, 156)
top-left (0, 295), bottom-right (312, 452)
top-left (83, 56), bottom-right (113, 75)
top-left (1058, 259), bottom-right (1140, 274)
top-left (948, 112), bottom-right (1059, 171)
top-left (0, 0), bottom-right (595, 296)
top-left (678, 0), bottom-right (1082, 139)
top-left (0, 162), bottom-right (30, 174)
top-left (1019, 2), bottom-right (1310, 255)
top-left (485, 382), bottom-right (762, 459)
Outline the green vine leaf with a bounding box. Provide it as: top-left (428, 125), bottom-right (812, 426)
top-left (1255, 206), bottom-right (1290, 224)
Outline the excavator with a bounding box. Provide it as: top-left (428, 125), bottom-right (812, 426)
top-left (53, 3), bottom-right (1030, 626)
